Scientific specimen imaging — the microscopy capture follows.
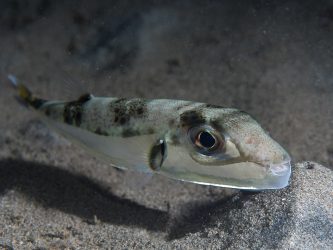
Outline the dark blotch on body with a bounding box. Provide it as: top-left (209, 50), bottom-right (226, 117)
top-left (110, 98), bottom-right (129, 125)
top-left (180, 110), bottom-right (206, 128)
top-left (205, 104), bottom-right (223, 109)
top-left (64, 102), bottom-right (82, 126)
top-left (30, 98), bottom-right (47, 109)
top-left (136, 107), bottom-right (144, 115)
top-left (176, 102), bottom-right (194, 111)
top-left (111, 98), bottom-right (147, 126)
top-left (127, 99), bottom-right (147, 117)
top-left (77, 93), bottom-right (92, 103)
top-left (95, 127), bottom-right (109, 136)
top-left (45, 107), bottom-right (51, 116)
top-left (147, 127), bottom-right (155, 134)
top-left (120, 117), bottom-right (128, 125)
top-left (121, 128), bottom-right (140, 137)
top-left (63, 94), bottom-right (92, 126)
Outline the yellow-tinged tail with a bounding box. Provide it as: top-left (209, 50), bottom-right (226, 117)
top-left (8, 74), bottom-right (46, 109)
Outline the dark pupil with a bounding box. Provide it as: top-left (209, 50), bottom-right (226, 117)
top-left (199, 131), bottom-right (216, 148)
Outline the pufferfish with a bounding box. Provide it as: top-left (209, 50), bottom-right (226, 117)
top-left (8, 75), bottom-right (291, 190)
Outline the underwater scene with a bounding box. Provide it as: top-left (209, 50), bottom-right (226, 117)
top-left (0, 0), bottom-right (332, 249)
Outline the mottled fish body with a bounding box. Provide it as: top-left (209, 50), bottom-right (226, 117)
top-left (9, 76), bottom-right (291, 190)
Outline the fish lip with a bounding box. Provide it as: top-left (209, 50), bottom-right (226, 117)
top-left (269, 160), bottom-right (292, 176)
top-left (261, 159), bottom-right (292, 189)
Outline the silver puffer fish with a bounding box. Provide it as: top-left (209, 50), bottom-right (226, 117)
top-left (9, 75), bottom-right (291, 190)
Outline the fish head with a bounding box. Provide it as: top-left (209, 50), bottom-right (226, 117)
top-left (160, 107), bottom-right (291, 190)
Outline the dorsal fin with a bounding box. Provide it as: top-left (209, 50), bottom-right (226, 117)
top-left (77, 93), bottom-right (93, 103)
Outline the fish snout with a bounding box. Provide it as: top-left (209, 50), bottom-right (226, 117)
top-left (264, 154), bottom-right (291, 189)
top-left (269, 160), bottom-right (291, 177)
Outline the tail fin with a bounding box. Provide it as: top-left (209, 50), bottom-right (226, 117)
top-left (8, 74), bottom-right (46, 109)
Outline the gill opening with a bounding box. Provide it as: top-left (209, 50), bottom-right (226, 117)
top-left (149, 139), bottom-right (167, 171)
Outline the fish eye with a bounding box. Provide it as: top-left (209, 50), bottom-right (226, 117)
top-left (189, 126), bottom-right (225, 154)
top-left (188, 125), bottom-right (239, 163)
top-left (195, 131), bottom-right (218, 149)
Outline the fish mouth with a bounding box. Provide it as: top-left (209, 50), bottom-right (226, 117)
top-left (269, 160), bottom-right (292, 176)
top-left (265, 159), bottom-right (292, 189)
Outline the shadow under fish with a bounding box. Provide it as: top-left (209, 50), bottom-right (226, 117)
top-left (0, 158), bottom-right (168, 232)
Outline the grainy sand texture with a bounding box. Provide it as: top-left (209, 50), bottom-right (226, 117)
top-left (0, 0), bottom-right (332, 249)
